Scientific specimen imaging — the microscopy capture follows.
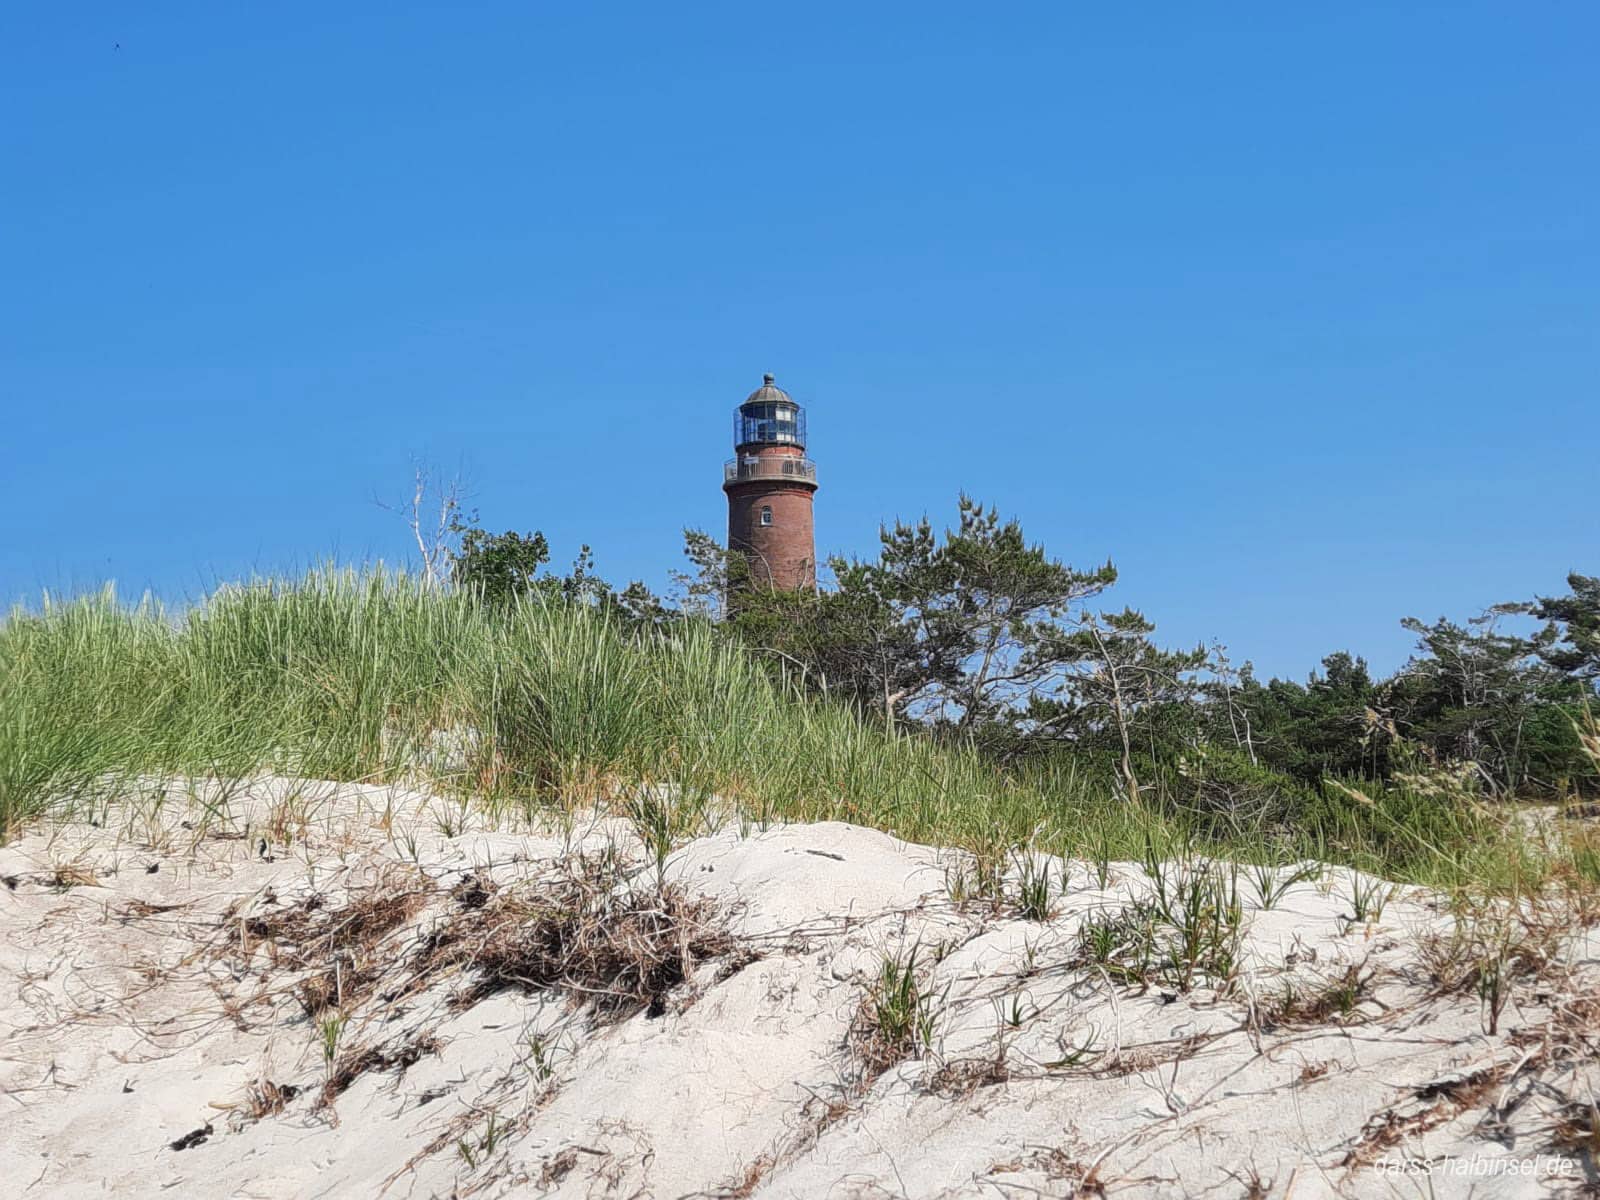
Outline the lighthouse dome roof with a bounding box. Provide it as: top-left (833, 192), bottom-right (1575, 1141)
top-left (743, 374), bottom-right (795, 408)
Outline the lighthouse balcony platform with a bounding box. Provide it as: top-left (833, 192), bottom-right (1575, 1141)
top-left (723, 456), bottom-right (818, 486)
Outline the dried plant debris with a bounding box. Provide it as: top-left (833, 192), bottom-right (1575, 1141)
top-left (243, 1079), bottom-right (301, 1121)
top-left (48, 864), bottom-right (102, 890)
top-left (1547, 1099), bottom-right (1600, 1155)
top-left (209, 850), bottom-right (741, 1135)
top-left (414, 854), bottom-right (736, 1023)
top-left (924, 1050), bottom-right (1011, 1098)
top-left (219, 867), bottom-right (434, 1015)
top-left (1339, 1067), bottom-right (1505, 1170)
top-left (451, 870), bottom-right (498, 910)
top-left (321, 1032), bottom-right (442, 1105)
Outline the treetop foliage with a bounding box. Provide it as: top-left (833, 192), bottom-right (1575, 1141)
top-left (445, 499), bottom-right (1598, 806)
top-left (1526, 572), bottom-right (1600, 680)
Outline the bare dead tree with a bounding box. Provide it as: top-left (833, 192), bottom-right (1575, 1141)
top-left (1211, 644), bottom-right (1258, 766)
top-left (376, 459), bottom-right (469, 589)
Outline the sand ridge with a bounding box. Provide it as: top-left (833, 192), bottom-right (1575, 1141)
top-left (1, 777), bottom-right (1596, 1198)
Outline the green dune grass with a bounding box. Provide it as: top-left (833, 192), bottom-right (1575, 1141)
top-left (1, 569), bottom-right (1590, 895)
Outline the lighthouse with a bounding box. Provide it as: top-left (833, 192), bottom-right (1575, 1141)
top-left (723, 374), bottom-right (818, 593)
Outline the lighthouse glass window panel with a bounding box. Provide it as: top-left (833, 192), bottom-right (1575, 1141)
top-left (736, 404), bottom-right (806, 447)
top-left (760, 506), bottom-right (773, 526)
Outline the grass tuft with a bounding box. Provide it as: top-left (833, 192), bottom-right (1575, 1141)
top-left (851, 945), bottom-right (943, 1081)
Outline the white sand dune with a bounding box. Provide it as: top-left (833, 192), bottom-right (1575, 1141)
top-left (1, 778), bottom-right (1595, 1198)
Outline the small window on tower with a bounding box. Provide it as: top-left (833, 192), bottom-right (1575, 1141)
top-left (760, 505), bottom-right (773, 526)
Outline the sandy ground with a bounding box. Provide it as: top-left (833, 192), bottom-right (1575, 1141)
top-left (2, 777), bottom-right (1597, 1199)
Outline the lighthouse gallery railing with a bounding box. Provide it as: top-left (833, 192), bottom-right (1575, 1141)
top-left (723, 457), bottom-right (817, 485)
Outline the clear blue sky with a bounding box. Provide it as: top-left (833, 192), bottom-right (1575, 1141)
top-left (3, 3), bottom-right (1595, 681)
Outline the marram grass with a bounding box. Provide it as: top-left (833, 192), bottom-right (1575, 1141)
top-left (0, 570), bottom-right (1588, 894)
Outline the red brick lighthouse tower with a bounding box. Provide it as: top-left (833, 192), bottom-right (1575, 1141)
top-left (724, 374), bottom-right (818, 592)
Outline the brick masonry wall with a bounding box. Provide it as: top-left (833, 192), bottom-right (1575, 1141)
top-left (726, 482), bottom-right (816, 591)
